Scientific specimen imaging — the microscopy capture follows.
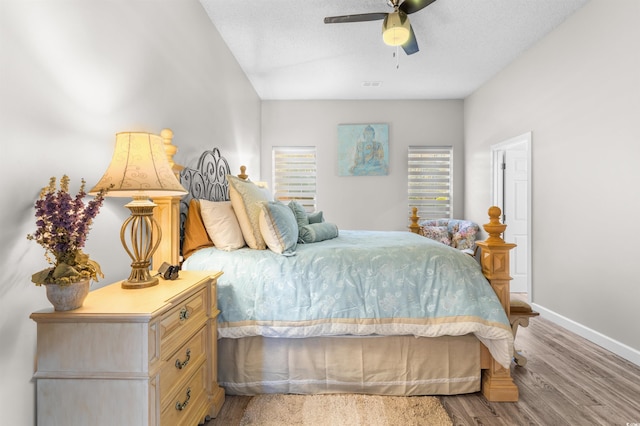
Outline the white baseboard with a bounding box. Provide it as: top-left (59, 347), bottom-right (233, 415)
top-left (532, 303), bottom-right (640, 367)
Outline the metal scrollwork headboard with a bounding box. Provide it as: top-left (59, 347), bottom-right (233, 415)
top-left (179, 147), bottom-right (231, 250)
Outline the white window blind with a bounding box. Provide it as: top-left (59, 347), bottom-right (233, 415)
top-left (408, 146), bottom-right (453, 220)
top-left (272, 146), bottom-right (317, 212)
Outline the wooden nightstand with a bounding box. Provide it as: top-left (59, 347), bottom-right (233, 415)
top-left (30, 270), bottom-right (225, 426)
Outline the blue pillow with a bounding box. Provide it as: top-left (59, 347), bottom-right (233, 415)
top-left (307, 211), bottom-right (324, 224)
top-left (259, 201), bottom-right (298, 255)
top-left (298, 222), bottom-right (339, 244)
top-left (288, 201), bottom-right (309, 228)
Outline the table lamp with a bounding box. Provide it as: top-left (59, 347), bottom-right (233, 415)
top-left (90, 131), bottom-right (187, 289)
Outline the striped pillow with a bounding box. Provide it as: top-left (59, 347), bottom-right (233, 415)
top-left (228, 175), bottom-right (268, 249)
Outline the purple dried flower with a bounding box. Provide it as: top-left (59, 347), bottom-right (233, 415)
top-left (27, 175), bottom-right (109, 285)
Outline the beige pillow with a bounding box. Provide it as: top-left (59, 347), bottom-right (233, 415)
top-left (199, 200), bottom-right (245, 251)
top-left (228, 175), bottom-right (268, 249)
top-left (254, 182), bottom-right (274, 201)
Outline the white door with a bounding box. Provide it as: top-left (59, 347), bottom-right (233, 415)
top-left (491, 133), bottom-right (531, 294)
top-left (504, 149), bottom-right (528, 293)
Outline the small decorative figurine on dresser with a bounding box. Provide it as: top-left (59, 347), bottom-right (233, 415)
top-left (27, 175), bottom-right (108, 311)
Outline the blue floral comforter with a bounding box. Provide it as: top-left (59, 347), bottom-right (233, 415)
top-left (182, 230), bottom-right (513, 368)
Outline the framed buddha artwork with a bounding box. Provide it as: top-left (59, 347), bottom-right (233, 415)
top-left (337, 123), bottom-right (389, 176)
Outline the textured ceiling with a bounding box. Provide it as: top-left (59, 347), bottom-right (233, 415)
top-left (199, 0), bottom-right (590, 100)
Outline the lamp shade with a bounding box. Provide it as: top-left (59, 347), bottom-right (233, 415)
top-left (90, 132), bottom-right (187, 197)
top-left (382, 10), bottom-right (410, 46)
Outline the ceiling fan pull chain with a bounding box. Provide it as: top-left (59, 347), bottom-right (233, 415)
top-left (396, 45), bottom-right (400, 69)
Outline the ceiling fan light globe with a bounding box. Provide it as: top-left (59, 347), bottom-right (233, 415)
top-left (382, 10), bottom-right (410, 46)
top-left (383, 27), bottom-right (410, 46)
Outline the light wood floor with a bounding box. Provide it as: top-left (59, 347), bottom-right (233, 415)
top-left (205, 315), bottom-right (640, 425)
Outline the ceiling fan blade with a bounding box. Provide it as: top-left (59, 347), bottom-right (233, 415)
top-left (399, 0), bottom-right (437, 15)
top-left (324, 12), bottom-right (388, 24)
top-left (402, 25), bottom-right (419, 55)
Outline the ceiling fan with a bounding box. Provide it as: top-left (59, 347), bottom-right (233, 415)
top-left (324, 0), bottom-right (437, 55)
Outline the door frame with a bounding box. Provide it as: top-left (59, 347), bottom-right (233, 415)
top-left (491, 132), bottom-right (532, 296)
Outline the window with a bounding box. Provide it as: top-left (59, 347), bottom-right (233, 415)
top-left (408, 146), bottom-right (453, 219)
top-left (272, 147), bottom-right (317, 212)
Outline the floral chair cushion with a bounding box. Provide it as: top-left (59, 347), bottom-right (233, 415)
top-left (419, 219), bottom-right (479, 251)
top-left (419, 225), bottom-right (451, 246)
top-left (448, 220), bottom-right (479, 250)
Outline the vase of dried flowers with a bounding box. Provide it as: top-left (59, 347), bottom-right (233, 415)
top-left (27, 175), bottom-right (108, 311)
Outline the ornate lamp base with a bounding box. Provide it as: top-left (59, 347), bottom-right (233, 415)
top-left (120, 196), bottom-right (162, 289)
top-left (121, 273), bottom-right (159, 289)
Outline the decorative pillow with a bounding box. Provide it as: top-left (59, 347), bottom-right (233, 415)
top-left (259, 201), bottom-right (298, 256)
top-left (307, 211), bottom-right (324, 224)
top-left (288, 201), bottom-right (309, 229)
top-left (182, 199), bottom-right (214, 259)
top-left (228, 175), bottom-right (269, 250)
top-left (298, 222), bottom-right (339, 244)
top-left (199, 200), bottom-right (245, 251)
top-left (420, 225), bottom-right (451, 246)
top-left (254, 182), bottom-right (274, 202)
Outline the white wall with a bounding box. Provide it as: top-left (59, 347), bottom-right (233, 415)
top-left (261, 100), bottom-right (464, 231)
top-left (0, 1), bottom-right (260, 424)
top-left (464, 0), bottom-right (640, 362)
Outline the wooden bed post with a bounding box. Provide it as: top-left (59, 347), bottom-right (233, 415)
top-left (152, 128), bottom-right (184, 269)
top-left (408, 207), bottom-right (422, 234)
top-left (475, 206), bottom-right (519, 402)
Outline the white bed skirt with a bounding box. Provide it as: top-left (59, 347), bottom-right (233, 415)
top-left (217, 334), bottom-right (481, 396)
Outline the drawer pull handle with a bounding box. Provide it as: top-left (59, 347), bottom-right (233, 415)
top-left (179, 307), bottom-right (190, 321)
top-left (175, 388), bottom-right (191, 411)
top-left (175, 348), bottom-right (191, 370)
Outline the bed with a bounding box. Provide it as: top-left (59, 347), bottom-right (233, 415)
top-left (152, 135), bottom-right (519, 402)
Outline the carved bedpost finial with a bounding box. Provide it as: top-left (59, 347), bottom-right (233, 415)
top-left (160, 128), bottom-right (183, 176)
top-left (238, 165), bottom-right (248, 180)
top-left (409, 207), bottom-right (421, 234)
top-left (483, 206), bottom-right (507, 244)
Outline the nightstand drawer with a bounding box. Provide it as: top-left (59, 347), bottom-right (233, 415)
top-left (161, 364), bottom-right (209, 426)
top-left (160, 288), bottom-right (207, 357)
top-left (160, 325), bottom-right (207, 408)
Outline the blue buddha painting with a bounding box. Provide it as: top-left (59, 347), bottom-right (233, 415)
top-left (338, 124), bottom-right (389, 176)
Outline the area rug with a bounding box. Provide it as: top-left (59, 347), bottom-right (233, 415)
top-left (239, 394), bottom-right (453, 426)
